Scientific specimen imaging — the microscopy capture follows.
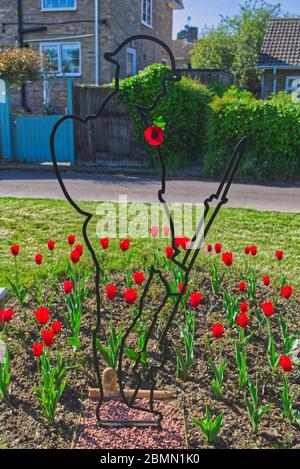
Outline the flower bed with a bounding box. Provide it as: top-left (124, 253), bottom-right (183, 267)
top-left (0, 228), bottom-right (299, 450)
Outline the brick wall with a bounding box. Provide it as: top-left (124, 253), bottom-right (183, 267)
top-left (262, 69), bottom-right (300, 99)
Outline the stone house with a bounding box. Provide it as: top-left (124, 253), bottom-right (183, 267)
top-left (0, 0), bottom-right (184, 113)
top-left (257, 18), bottom-right (300, 99)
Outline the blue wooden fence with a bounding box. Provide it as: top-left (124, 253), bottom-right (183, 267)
top-left (0, 79), bottom-right (74, 165)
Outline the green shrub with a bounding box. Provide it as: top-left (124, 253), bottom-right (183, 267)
top-left (204, 87), bottom-right (300, 182)
top-left (117, 64), bottom-right (211, 171)
top-left (0, 48), bottom-right (42, 85)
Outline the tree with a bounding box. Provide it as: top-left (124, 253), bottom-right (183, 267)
top-left (192, 0), bottom-right (284, 91)
top-left (0, 47), bottom-right (42, 85)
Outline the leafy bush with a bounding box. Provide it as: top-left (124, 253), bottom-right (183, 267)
top-left (0, 48), bottom-right (42, 85)
top-left (204, 87), bottom-right (300, 182)
top-left (117, 64), bottom-right (211, 171)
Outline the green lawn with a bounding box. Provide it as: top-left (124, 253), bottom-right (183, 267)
top-left (0, 197), bottom-right (299, 288)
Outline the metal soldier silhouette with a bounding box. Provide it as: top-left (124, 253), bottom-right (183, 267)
top-left (50, 35), bottom-right (247, 428)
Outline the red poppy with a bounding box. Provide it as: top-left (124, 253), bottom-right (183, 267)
top-left (244, 246), bottom-right (250, 255)
top-left (222, 252), bottom-right (233, 267)
top-left (281, 285), bottom-right (293, 300)
top-left (133, 272), bottom-right (145, 285)
top-left (214, 243), bottom-right (222, 254)
top-left (263, 275), bottom-right (270, 286)
top-left (10, 244), bottom-right (20, 256)
top-left (32, 343), bottom-right (43, 358)
top-left (120, 239), bottom-right (130, 252)
top-left (178, 283), bottom-right (188, 295)
top-left (67, 235), bottom-right (76, 246)
top-left (144, 126), bottom-right (164, 147)
top-left (3, 309), bottom-right (13, 323)
top-left (212, 323), bottom-right (224, 339)
top-left (150, 226), bottom-right (159, 238)
top-left (207, 244), bottom-right (212, 253)
top-left (64, 280), bottom-right (73, 294)
top-left (70, 249), bottom-right (80, 264)
top-left (175, 237), bottom-right (190, 250)
top-left (100, 238), bottom-right (109, 249)
top-left (163, 226), bottom-right (170, 237)
top-left (47, 240), bottom-right (55, 251)
top-left (124, 288), bottom-right (138, 305)
top-left (166, 246), bottom-right (174, 259)
top-left (261, 301), bottom-right (275, 317)
top-left (106, 284), bottom-right (117, 301)
top-left (276, 250), bottom-right (284, 261)
top-left (41, 328), bottom-right (55, 347)
top-left (74, 244), bottom-right (84, 257)
top-left (52, 320), bottom-right (62, 336)
top-left (35, 254), bottom-right (43, 265)
top-left (237, 312), bottom-right (249, 329)
top-left (34, 307), bottom-right (50, 325)
top-left (238, 281), bottom-right (247, 292)
top-left (279, 355), bottom-right (293, 372)
top-left (250, 246), bottom-right (257, 256)
top-left (240, 302), bottom-right (249, 313)
top-left (189, 292), bottom-right (202, 308)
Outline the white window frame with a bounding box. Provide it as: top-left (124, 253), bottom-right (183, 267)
top-left (41, 0), bottom-right (77, 11)
top-left (126, 48), bottom-right (137, 76)
top-left (286, 76), bottom-right (300, 93)
top-left (141, 0), bottom-right (153, 28)
top-left (40, 42), bottom-right (81, 77)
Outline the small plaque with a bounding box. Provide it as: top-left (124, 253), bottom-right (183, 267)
top-left (0, 339), bottom-right (6, 364)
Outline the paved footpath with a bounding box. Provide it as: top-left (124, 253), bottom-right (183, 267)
top-left (0, 170), bottom-right (299, 212)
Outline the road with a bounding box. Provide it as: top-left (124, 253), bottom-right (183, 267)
top-left (0, 170), bottom-right (299, 212)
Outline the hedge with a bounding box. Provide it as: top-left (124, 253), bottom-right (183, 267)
top-left (204, 88), bottom-right (300, 182)
top-left (0, 48), bottom-right (42, 85)
top-left (117, 64), bottom-right (211, 171)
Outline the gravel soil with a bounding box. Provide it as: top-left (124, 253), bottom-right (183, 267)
top-left (0, 271), bottom-right (299, 449)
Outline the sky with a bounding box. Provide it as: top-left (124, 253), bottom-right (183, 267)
top-left (173, 0), bottom-right (300, 38)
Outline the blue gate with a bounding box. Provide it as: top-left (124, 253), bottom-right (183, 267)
top-left (0, 80), bottom-right (74, 164)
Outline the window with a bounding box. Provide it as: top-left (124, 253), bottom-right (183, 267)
top-left (286, 76), bottom-right (300, 93)
top-left (126, 48), bottom-right (137, 76)
top-left (41, 0), bottom-right (77, 11)
top-left (40, 43), bottom-right (81, 76)
top-left (141, 0), bottom-right (153, 28)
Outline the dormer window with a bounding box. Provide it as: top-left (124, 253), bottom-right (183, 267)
top-left (141, 0), bottom-right (153, 28)
top-left (41, 0), bottom-right (77, 11)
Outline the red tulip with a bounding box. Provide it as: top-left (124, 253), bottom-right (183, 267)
top-left (244, 246), bottom-right (250, 255)
top-left (64, 280), bottom-right (73, 294)
top-left (214, 243), bottom-right (222, 254)
top-left (281, 285), bottom-right (293, 300)
top-left (237, 312), bottom-right (249, 329)
top-left (150, 226), bottom-right (159, 238)
top-left (133, 272), bottom-right (145, 285)
top-left (276, 250), bottom-right (284, 261)
top-left (261, 301), bottom-right (274, 317)
top-left (32, 343), bottom-right (43, 358)
top-left (41, 328), bottom-right (55, 347)
top-left (74, 244), bottom-right (84, 257)
top-left (70, 249), bottom-right (80, 264)
top-left (279, 355), bottom-right (293, 372)
top-left (207, 244), bottom-right (212, 253)
top-left (3, 309), bottom-right (13, 323)
top-left (189, 292), bottom-right (202, 308)
top-left (67, 235), bottom-right (76, 246)
top-left (165, 246), bottom-right (174, 259)
top-left (238, 281), bottom-right (247, 292)
top-left (212, 323), bottom-right (224, 339)
top-left (250, 246), bottom-right (257, 256)
top-left (163, 226), bottom-right (170, 237)
top-left (175, 237), bottom-right (190, 250)
top-left (222, 251), bottom-right (233, 267)
top-left (144, 126), bottom-right (164, 147)
top-left (240, 302), bottom-right (249, 313)
top-left (106, 285), bottom-right (117, 301)
top-left (34, 307), bottom-right (50, 325)
top-left (47, 240), bottom-right (55, 251)
top-left (124, 288), bottom-right (138, 305)
top-left (263, 275), bottom-right (270, 286)
top-left (52, 320), bottom-right (62, 336)
top-left (10, 244), bottom-right (20, 256)
top-left (35, 254), bottom-right (43, 265)
top-left (178, 283), bottom-right (188, 295)
top-left (100, 238), bottom-right (109, 249)
top-left (120, 239), bottom-right (130, 252)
